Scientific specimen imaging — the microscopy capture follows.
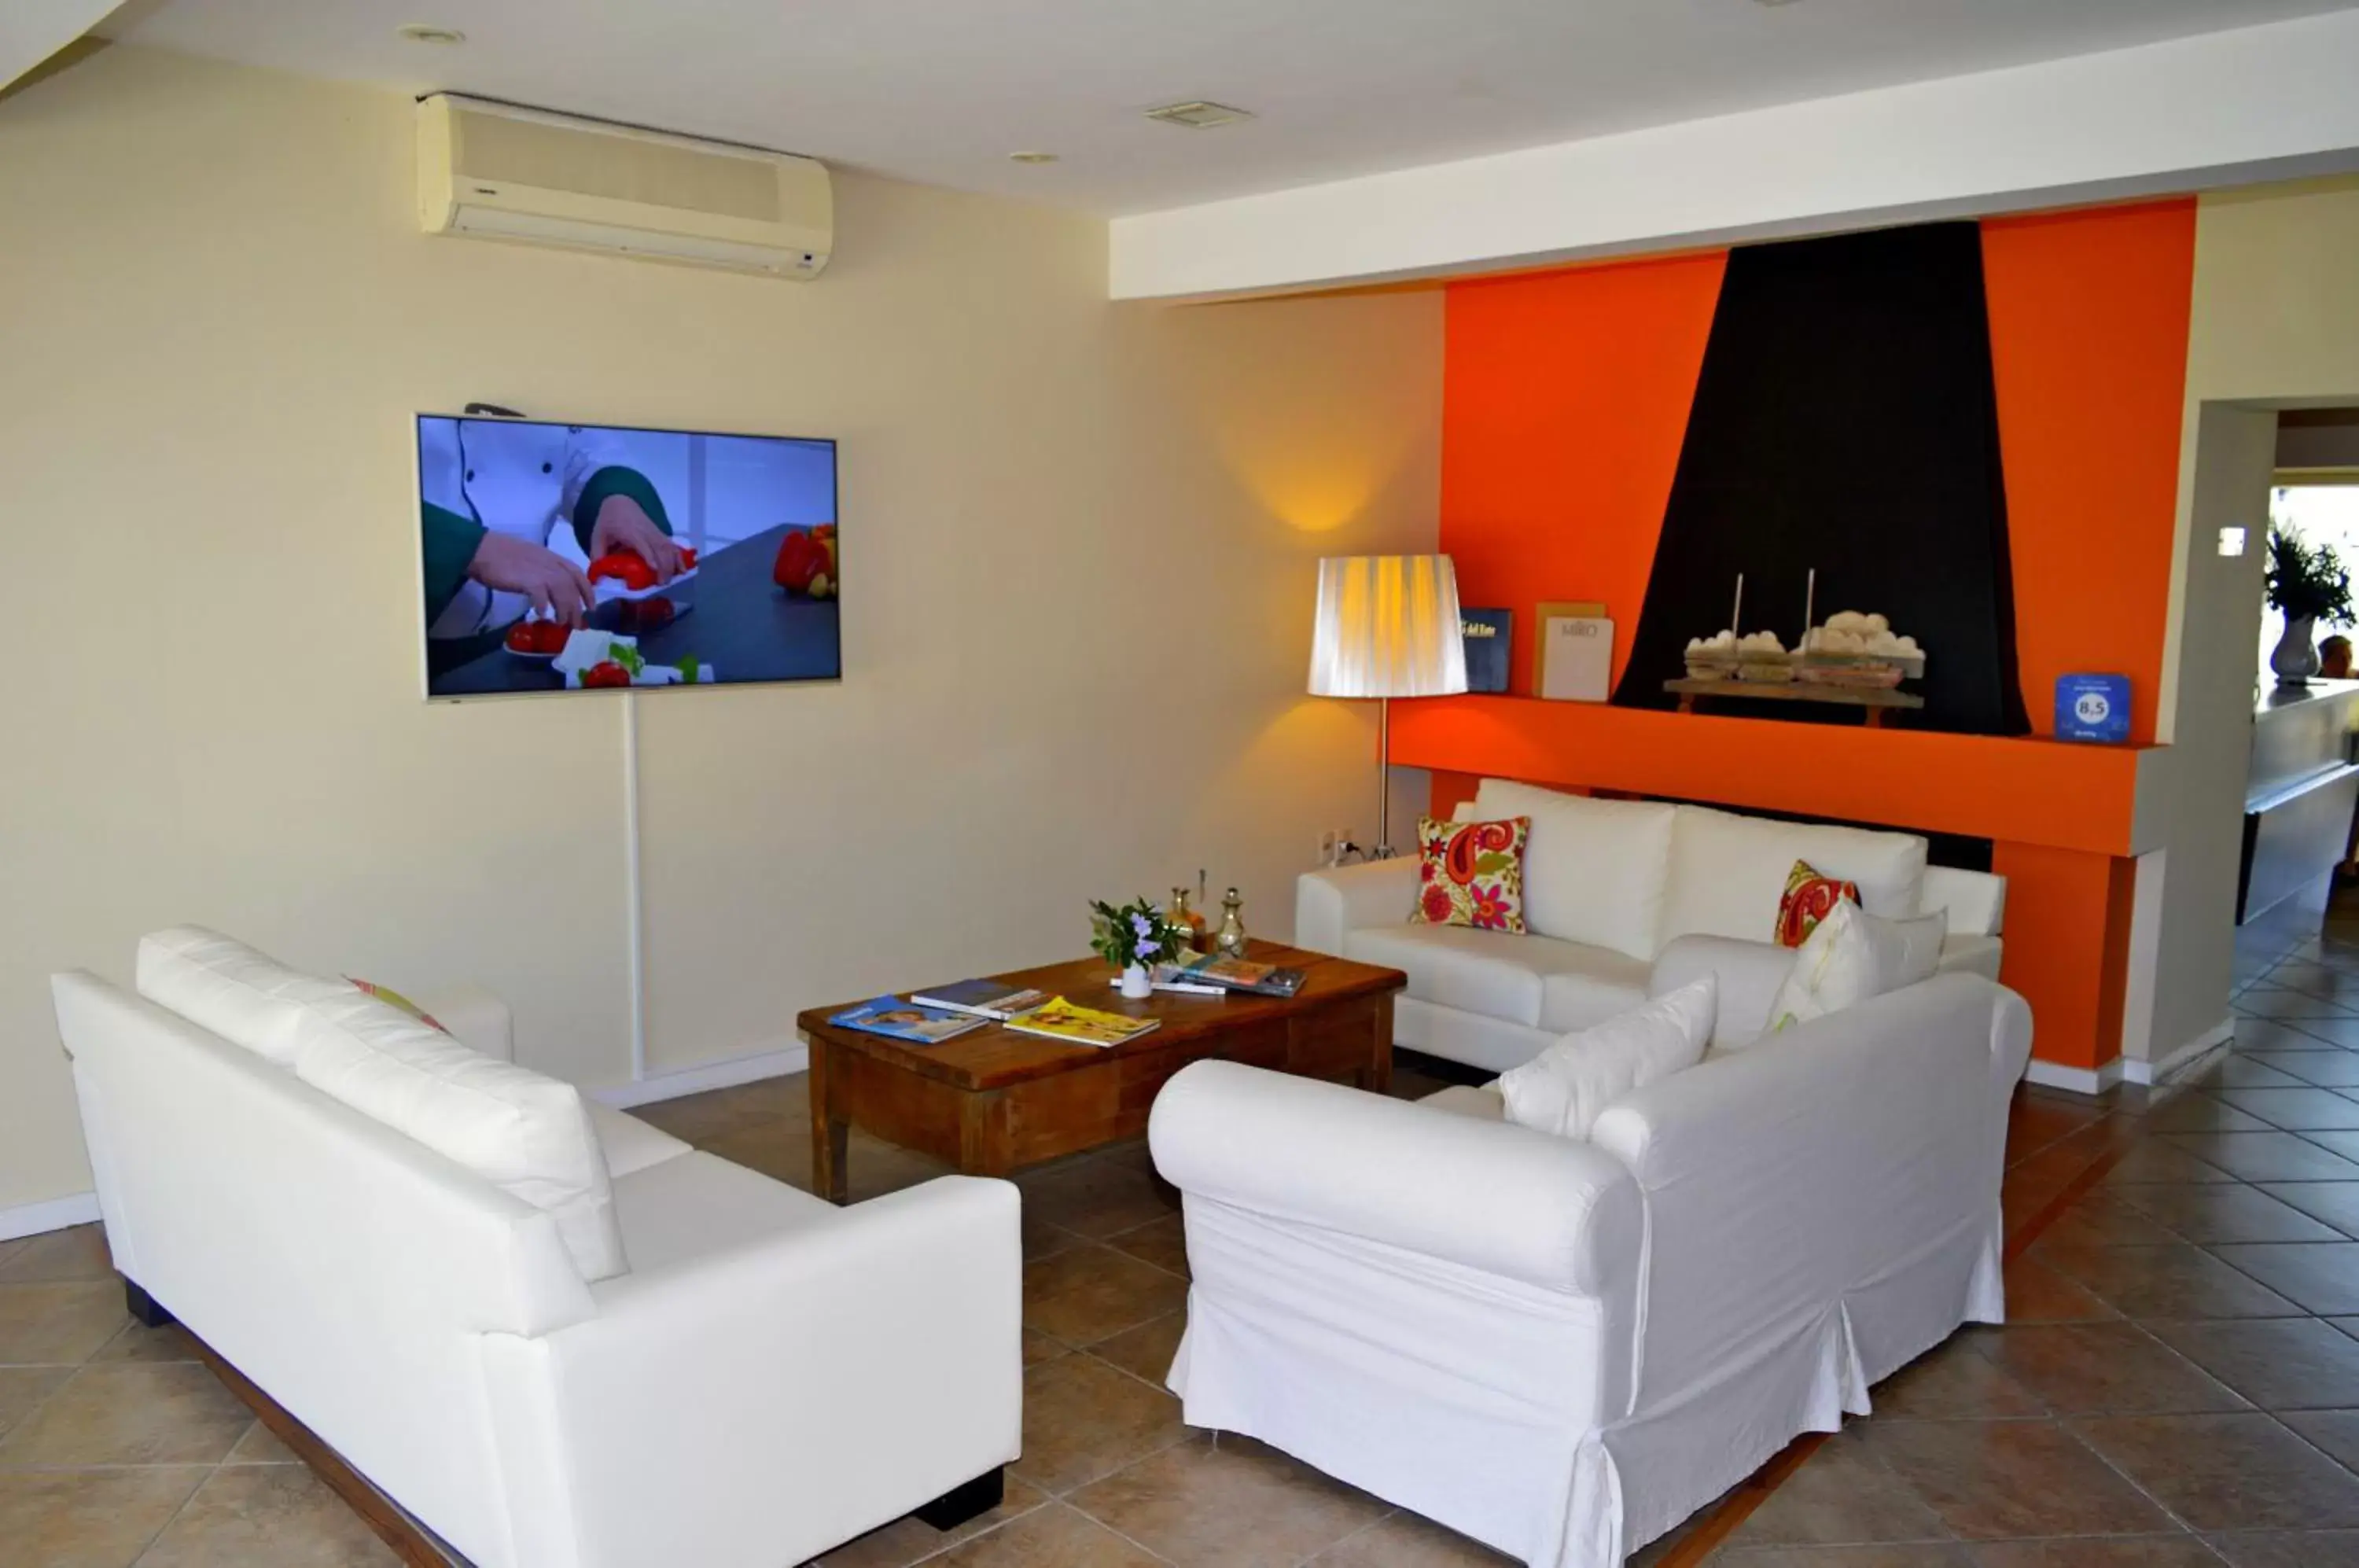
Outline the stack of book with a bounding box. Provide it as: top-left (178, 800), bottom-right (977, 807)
top-left (830, 981), bottom-right (1164, 1051)
top-left (910, 977), bottom-right (1050, 1019)
top-left (1153, 952), bottom-right (1307, 997)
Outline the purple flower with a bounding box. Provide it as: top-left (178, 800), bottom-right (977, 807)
top-left (1130, 912), bottom-right (1154, 937)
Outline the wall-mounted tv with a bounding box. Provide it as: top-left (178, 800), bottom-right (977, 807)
top-left (417, 414), bottom-right (839, 698)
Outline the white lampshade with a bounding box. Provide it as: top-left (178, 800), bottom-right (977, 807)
top-left (1308, 554), bottom-right (1470, 698)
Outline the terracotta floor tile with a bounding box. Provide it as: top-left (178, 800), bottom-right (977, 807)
top-left (2030, 1240), bottom-right (2302, 1320)
top-left (2070, 1412), bottom-right (2359, 1531)
top-left (2217, 1090), bottom-right (2359, 1132)
top-left (1023, 1245), bottom-right (1189, 1348)
top-left (2205, 1530), bottom-right (2359, 1566)
top-left (1305, 1510), bottom-right (1518, 1565)
top-left (1024, 1212), bottom-right (1086, 1264)
top-left (2197, 1058), bottom-right (2318, 1091)
top-left (1069, 1434), bottom-right (1389, 1567)
top-left (2235, 1021), bottom-right (2359, 1055)
top-left (0, 1361), bottom-right (250, 1467)
top-left (2239, 989), bottom-right (2359, 1022)
top-left (2114, 1184), bottom-right (2346, 1244)
top-left (1089, 1314), bottom-right (1185, 1389)
top-left (815, 1475), bottom-right (1050, 1567)
top-left (2259, 1184), bottom-right (2359, 1239)
top-left (1024, 1327), bottom-right (1072, 1367)
top-left (224, 1419), bottom-right (301, 1463)
top-left (631, 1086), bottom-right (777, 1143)
top-left (2147, 1097), bottom-right (2280, 1136)
top-left (1105, 1216), bottom-right (1189, 1279)
top-left (0, 1466), bottom-right (205, 1568)
top-left (2279, 1409), bottom-right (2359, 1471)
top-left (1725, 1429), bottom-right (1950, 1547)
top-left (2160, 1135), bottom-right (2359, 1183)
top-left (1017, 1162), bottom-right (1181, 1241)
top-left (2099, 1143), bottom-right (2236, 1186)
top-left (1873, 1338), bottom-right (2045, 1420)
top-left (1963, 1539), bottom-right (2225, 1566)
top-left (137, 1463), bottom-right (399, 1566)
top-left (2211, 1244), bottom-right (2359, 1315)
top-left (1008, 1353), bottom-right (1187, 1496)
top-left (2291, 1021), bottom-right (2359, 1051)
top-left (88, 1318), bottom-right (203, 1365)
top-left (698, 1124), bottom-right (815, 1187)
top-left (2247, 1054), bottom-right (2359, 1089)
top-left (1864, 1419), bottom-right (2173, 1540)
top-left (1971, 1321), bottom-right (2246, 1414)
top-left (0, 1226), bottom-right (112, 1284)
top-left (2146, 1318), bottom-right (2359, 1410)
top-left (2265, 964), bottom-right (2359, 1003)
top-left (0, 1367), bottom-right (69, 1439)
top-left (2000, 1259), bottom-right (2122, 1324)
top-left (1709, 1544), bottom-right (1975, 1564)
top-left (2297, 1132), bottom-right (2359, 1168)
top-left (2036, 1195), bottom-right (2184, 1250)
top-left (0, 1283), bottom-right (128, 1366)
top-left (928, 1501), bottom-right (1165, 1567)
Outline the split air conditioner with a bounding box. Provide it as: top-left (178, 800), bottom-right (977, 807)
top-left (416, 94), bottom-right (831, 279)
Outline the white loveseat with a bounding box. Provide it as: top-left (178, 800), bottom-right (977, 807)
top-left (1298, 777), bottom-right (2008, 1072)
top-left (1149, 939), bottom-right (2033, 1568)
top-left (51, 933), bottom-right (1021, 1568)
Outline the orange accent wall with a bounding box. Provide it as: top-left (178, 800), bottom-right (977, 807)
top-left (1983, 201), bottom-right (2198, 745)
top-left (1428, 204), bottom-right (2199, 1077)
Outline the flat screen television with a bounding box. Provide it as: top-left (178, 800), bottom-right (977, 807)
top-left (416, 414), bottom-right (839, 698)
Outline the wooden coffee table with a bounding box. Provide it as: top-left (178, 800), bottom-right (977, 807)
top-left (797, 942), bottom-right (1406, 1202)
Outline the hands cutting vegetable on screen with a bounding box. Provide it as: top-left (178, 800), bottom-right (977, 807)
top-left (466, 532), bottom-right (596, 626)
top-left (588, 495), bottom-right (687, 585)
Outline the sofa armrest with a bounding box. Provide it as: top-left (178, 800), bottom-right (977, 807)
top-left (418, 984), bottom-right (513, 1062)
top-left (1648, 934), bottom-right (1798, 1049)
top-left (1149, 1060), bottom-right (1640, 1296)
top-left (1923, 865), bottom-right (2006, 937)
top-left (1295, 858), bottom-right (1419, 955)
top-left (484, 1175), bottom-right (1021, 1568)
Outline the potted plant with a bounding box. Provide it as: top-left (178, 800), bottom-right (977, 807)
top-left (2266, 526), bottom-right (2354, 686)
top-left (1089, 896), bottom-right (1182, 999)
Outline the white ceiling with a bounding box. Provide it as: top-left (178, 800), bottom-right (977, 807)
top-left (109, 0), bottom-right (2359, 216)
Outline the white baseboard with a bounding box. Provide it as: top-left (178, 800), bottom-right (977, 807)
top-left (2123, 1018), bottom-right (2235, 1088)
top-left (2023, 1057), bottom-right (2129, 1096)
top-left (0, 1191), bottom-right (101, 1242)
top-left (591, 1044), bottom-right (808, 1110)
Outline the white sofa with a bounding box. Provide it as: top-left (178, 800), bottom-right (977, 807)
top-left (1298, 777), bottom-right (2008, 1073)
top-left (1149, 940), bottom-right (2033, 1568)
top-left (51, 937), bottom-right (1021, 1568)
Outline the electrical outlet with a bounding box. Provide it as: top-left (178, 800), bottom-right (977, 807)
top-left (1318, 830), bottom-right (1338, 866)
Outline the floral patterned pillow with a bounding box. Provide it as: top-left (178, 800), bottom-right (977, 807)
top-left (1412, 815), bottom-right (1532, 933)
top-left (1775, 859), bottom-right (1860, 948)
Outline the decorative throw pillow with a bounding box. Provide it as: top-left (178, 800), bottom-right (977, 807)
top-left (1767, 900), bottom-right (1949, 1033)
top-left (1412, 815), bottom-right (1532, 933)
top-left (1498, 976), bottom-right (1717, 1139)
top-left (1776, 859), bottom-right (1861, 948)
top-left (346, 977), bottom-right (447, 1033)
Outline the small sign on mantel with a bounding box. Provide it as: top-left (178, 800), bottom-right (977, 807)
top-left (1539, 611), bottom-right (1614, 702)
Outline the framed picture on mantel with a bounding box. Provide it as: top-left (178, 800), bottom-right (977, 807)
top-left (1536, 600), bottom-right (1611, 701)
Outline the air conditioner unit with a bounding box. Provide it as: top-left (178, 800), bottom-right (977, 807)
top-left (417, 94), bottom-right (830, 279)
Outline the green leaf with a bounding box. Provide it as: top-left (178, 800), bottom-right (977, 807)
top-left (610, 642), bottom-right (646, 676)
top-left (678, 656), bottom-right (702, 683)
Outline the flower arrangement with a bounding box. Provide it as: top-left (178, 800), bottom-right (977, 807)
top-left (1089, 896), bottom-right (1182, 974)
top-left (2268, 525), bottom-right (2354, 625)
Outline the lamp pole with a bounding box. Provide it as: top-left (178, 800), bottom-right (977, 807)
top-left (1373, 695), bottom-right (1394, 859)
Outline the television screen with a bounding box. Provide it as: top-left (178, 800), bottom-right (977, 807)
top-left (416, 414), bottom-right (838, 698)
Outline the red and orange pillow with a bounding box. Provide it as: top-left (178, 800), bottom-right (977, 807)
top-left (1776, 859), bottom-right (1860, 948)
top-left (1412, 815), bottom-right (1532, 933)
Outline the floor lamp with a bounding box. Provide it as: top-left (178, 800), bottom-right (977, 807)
top-left (1308, 554), bottom-right (1470, 859)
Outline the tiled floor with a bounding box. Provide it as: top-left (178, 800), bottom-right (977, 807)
top-left (26, 915), bottom-right (2359, 1565)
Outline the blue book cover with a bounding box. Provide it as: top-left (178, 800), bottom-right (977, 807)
top-left (2055, 674), bottom-right (2131, 743)
top-left (827, 996), bottom-right (988, 1044)
top-left (1462, 608), bottom-right (1512, 694)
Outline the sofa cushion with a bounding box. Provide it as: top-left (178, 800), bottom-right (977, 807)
top-left (1661, 805), bottom-right (1926, 945)
top-left (1419, 1084), bottom-right (1506, 1121)
top-left (1538, 947), bottom-right (1656, 1034)
top-left (295, 990), bottom-right (627, 1282)
top-left (1474, 779), bottom-right (1677, 960)
top-left (1499, 976), bottom-right (1717, 1139)
top-left (1765, 903), bottom-right (1948, 1036)
top-left (1412, 815), bottom-right (1531, 933)
top-left (608, 1150), bottom-right (834, 1276)
top-left (1776, 860), bottom-right (1860, 948)
top-left (136, 926), bottom-right (358, 1069)
top-left (1345, 923), bottom-right (1642, 1029)
top-left (590, 1102), bottom-right (694, 1179)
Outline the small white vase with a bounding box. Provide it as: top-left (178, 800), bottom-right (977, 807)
top-left (1119, 963), bottom-right (1153, 999)
top-left (2273, 614), bottom-right (2322, 686)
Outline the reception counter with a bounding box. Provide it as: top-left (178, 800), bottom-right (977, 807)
top-left (2241, 680), bottom-right (2359, 923)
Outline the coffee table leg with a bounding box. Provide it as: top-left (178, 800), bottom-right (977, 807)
top-left (809, 1039), bottom-right (851, 1204)
top-left (1367, 993), bottom-right (1395, 1095)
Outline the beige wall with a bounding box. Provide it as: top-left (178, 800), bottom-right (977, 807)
top-left (2133, 175), bottom-right (2359, 1069)
top-left (0, 47), bottom-right (1442, 1213)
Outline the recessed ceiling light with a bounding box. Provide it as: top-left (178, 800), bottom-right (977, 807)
top-left (396, 24), bottom-right (466, 45)
top-left (1143, 101), bottom-right (1254, 130)
top-left (1008, 151), bottom-right (1059, 164)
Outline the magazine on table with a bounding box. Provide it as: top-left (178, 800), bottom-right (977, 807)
top-left (826, 996), bottom-right (989, 1045)
top-left (1000, 996), bottom-right (1161, 1048)
top-left (908, 977), bottom-right (1051, 1020)
top-left (1154, 952), bottom-right (1307, 997)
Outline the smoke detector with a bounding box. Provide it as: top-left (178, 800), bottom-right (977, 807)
top-left (1143, 101), bottom-right (1255, 130)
